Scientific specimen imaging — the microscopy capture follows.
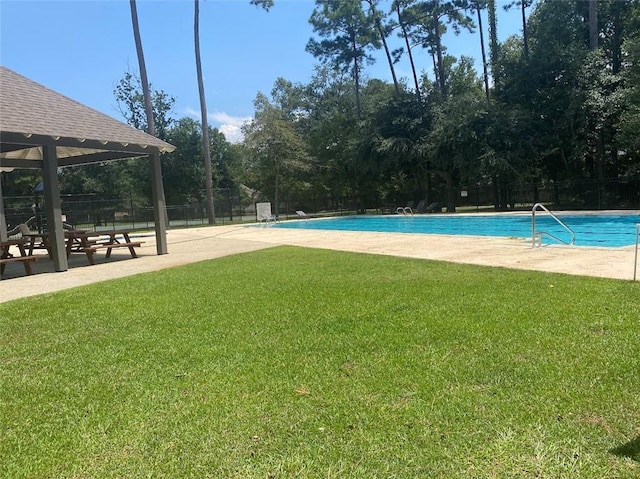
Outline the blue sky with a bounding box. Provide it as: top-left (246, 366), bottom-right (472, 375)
top-left (1, 0), bottom-right (526, 143)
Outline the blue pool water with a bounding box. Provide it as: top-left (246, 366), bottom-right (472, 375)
top-left (274, 214), bottom-right (640, 247)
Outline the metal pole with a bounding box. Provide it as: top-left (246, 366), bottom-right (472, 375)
top-left (531, 205), bottom-right (537, 248)
top-left (634, 224), bottom-right (639, 281)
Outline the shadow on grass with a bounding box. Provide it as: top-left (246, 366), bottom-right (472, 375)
top-left (610, 436), bottom-right (640, 462)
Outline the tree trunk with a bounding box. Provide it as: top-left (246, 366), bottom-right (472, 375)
top-left (352, 34), bottom-right (362, 119)
top-left (476, 5), bottom-right (490, 101)
top-left (431, 52), bottom-right (439, 88)
top-left (365, 0), bottom-right (399, 95)
top-left (396, 3), bottom-right (421, 101)
top-left (432, 170), bottom-right (455, 212)
top-left (129, 0), bottom-right (168, 253)
top-left (376, 17), bottom-right (400, 95)
top-left (129, 0), bottom-right (155, 137)
top-left (521, 0), bottom-right (529, 59)
top-left (608, 5), bottom-right (622, 177)
top-left (195, 0), bottom-right (216, 224)
top-left (492, 174), bottom-right (502, 210)
top-left (487, 0), bottom-right (500, 96)
top-left (610, 4), bottom-right (621, 74)
top-left (433, 1), bottom-right (446, 94)
top-left (443, 171), bottom-right (456, 212)
top-left (588, 0), bottom-right (598, 51)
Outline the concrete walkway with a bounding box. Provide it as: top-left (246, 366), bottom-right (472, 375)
top-left (1, 223), bottom-right (638, 303)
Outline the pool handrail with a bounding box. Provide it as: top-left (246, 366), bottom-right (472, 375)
top-left (531, 203), bottom-right (576, 248)
top-left (396, 206), bottom-right (413, 215)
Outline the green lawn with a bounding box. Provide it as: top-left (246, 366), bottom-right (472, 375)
top-left (1, 246), bottom-right (639, 478)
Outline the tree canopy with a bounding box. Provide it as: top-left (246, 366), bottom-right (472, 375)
top-left (6, 0), bottom-right (639, 215)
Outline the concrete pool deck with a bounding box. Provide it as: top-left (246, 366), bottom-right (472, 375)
top-left (1, 222), bottom-right (638, 303)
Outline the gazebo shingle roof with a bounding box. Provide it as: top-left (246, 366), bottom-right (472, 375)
top-left (0, 66), bottom-right (174, 168)
top-left (0, 66), bottom-right (171, 255)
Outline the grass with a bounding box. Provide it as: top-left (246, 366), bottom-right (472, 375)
top-left (1, 246), bottom-right (639, 478)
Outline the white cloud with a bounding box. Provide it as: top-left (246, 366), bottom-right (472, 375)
top-left (185, 106), bottom-right (200, 119)
top-left (185, 107), bottom-right (251, 144)
top-left (209, 112), bottom-right (252, 144)
top-left (216, 123), bottom-right (244, 144)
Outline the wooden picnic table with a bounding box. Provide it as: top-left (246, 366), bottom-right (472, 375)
top-left (19, 229), bottom-right (143, 266)
top-left (21, 230), bottom-right (81, 257)
top-left (0, 238), bottom-right (39, 276)
top-left (65, 229), bottom-right (143, 265)
top-left (22, 232), bottom-right (51, 256)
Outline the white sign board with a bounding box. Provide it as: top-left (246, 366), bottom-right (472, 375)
top-left (256, 202), bottom-right (273, 221)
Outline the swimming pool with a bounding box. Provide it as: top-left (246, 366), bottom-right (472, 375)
top-left (273, 213), bottom-right (640, 247)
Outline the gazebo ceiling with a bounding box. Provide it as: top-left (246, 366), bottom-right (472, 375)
top-left (0, 66), bottom-right (175, 170)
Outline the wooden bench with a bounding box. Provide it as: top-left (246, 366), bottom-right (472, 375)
top-left (81, 241), bottom-right (144, 264)
top-left (0, 255), bottom-right (39, 275)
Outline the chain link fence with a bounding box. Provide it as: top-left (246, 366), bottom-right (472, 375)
top-left (4, 177), bottom-right (638, 232)
top-left (3, 188), bottom-right (256, 233)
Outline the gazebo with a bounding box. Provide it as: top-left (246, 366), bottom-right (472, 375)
top-left (0, 66), bottom-right (175, 272)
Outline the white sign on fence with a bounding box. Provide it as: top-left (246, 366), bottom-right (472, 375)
top-left (256, 202), bottom-right (273, 222)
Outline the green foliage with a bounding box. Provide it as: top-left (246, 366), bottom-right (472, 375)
top-left (59, 160), bottom-right (147, 202)
top-left (114, 71), bottom-right (176, 141)
top-left (617, 3), bottom-right (640, 172)
top-left (160, 119), bottom-right (236, 206)
top-left (307, 0), bottom-right (379, 72)
top-left (9, 0), bottom-right (640, 213)
top-left (249, 0), bottom-right (273, 11)
top-left (307, 0), bottom-right (380, 117)
top-left (401, 0), bottom-right (475, 93)
top-left (2, 248), bottom-right (639, 477)
top-left (54, 71), bottom-right (179, 205)
top-left (242, 91), bottom-right (311, 214)
top-left (367, 91), bottom-right (432, 203)
top-left (0, 170), bottom-right (41, 197)
top-left (162, 117), bottom-right (206, 204)
top-left (58, 71), bottom-right (237, 207)
top-left (302, 68), bottom-right (360, 208)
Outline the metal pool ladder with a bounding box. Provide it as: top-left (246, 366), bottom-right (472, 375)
top-left (531, 203), bottom-right (576, 247)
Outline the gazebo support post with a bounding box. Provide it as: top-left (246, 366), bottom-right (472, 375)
top-left (42, 145), bottom-right (68, 272)
top-left (0, 177), bottom-right (7, 243)
top-left (150, 153), bottom-right (168, 255)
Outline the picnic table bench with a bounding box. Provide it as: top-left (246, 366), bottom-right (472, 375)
top-left (0, 238), bottom-right (39, 276)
